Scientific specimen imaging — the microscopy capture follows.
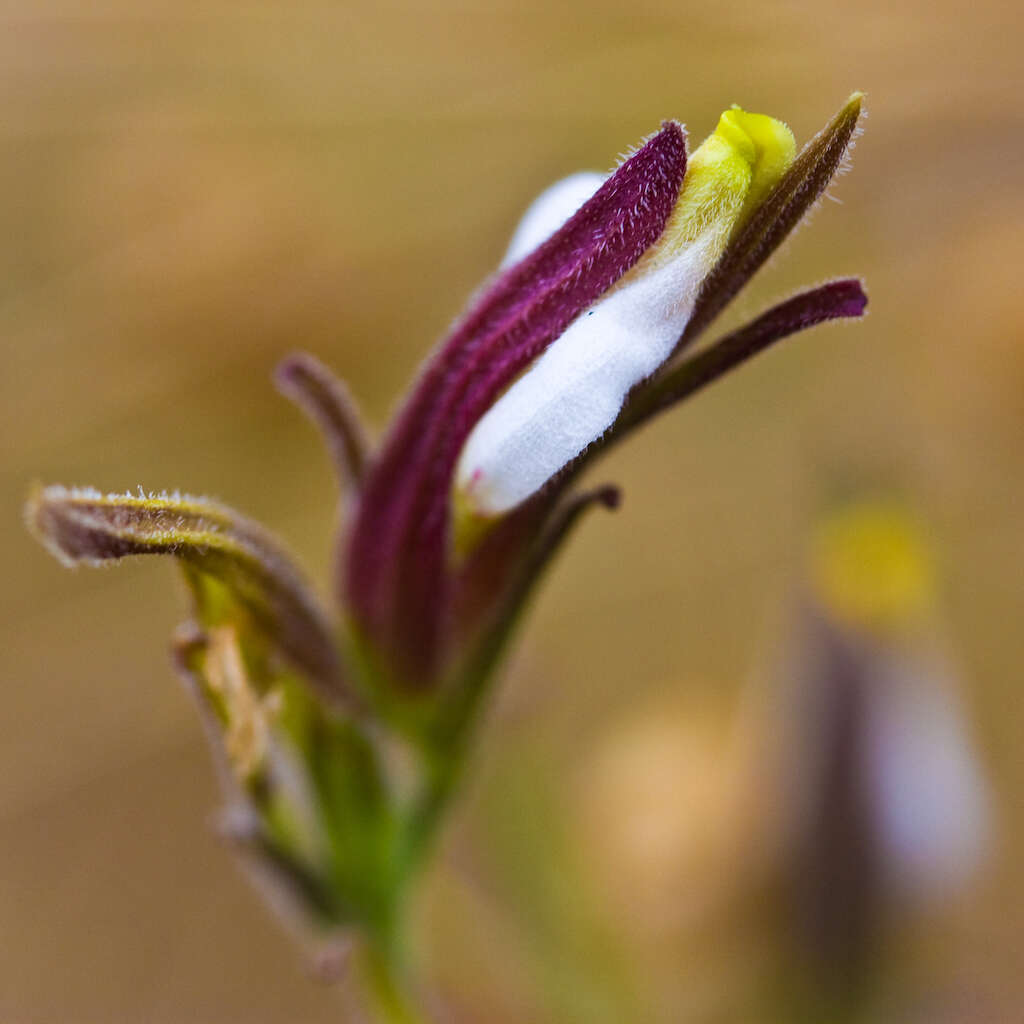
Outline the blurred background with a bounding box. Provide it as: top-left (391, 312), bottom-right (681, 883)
top-left (2, 1), bottom-right (1022, 1021)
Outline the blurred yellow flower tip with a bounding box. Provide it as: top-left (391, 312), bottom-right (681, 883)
top-left (811, 498), bottom-right (935, 632)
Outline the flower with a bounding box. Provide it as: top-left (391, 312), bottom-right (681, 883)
top-left (754, 498), bottom-right (992, 1016)
top-left (456, 107), bottom-right (798, 518)
top-left (344, 93), bottom-right (867, 690)
top-left (27, 94), bottom-right (869, 728)
top-left (25, 95), bottom-right (869, 985)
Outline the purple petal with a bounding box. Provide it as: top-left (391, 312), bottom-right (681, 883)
top-left (346, 123), bottom-right (687, 686)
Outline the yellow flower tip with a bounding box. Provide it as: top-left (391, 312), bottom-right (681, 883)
top-left (810, 498), bottom-right (935, 634)
top-left (718, 107), bottom-right (796, 224)
top-left (637, 105), bottom-right (795, 274)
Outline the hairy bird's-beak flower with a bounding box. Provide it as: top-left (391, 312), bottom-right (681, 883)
top-left (26, 93), bottom-right (869, 1006)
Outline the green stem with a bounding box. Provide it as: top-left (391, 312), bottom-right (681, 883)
top-left (399, 746), bottom-right (461, 878)
top-left (362, 941), bottom-right (431, 1024)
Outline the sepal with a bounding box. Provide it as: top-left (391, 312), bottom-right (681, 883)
top-left (626, 278), bottom-right (868, 431)
top-left (275, 351), bottom-right (371, 493)
top-left (437, 485), bottom-right (621, 744)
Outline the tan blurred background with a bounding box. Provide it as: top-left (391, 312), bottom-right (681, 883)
top-left (2, 1), bottom-right (1022, 1021)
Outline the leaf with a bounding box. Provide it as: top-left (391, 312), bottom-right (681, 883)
top-left (173, 621), bottom-right (393, 931)
top-left (27, 485), bottom-right (357, 710)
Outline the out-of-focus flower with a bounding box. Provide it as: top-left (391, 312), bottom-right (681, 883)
top-left (758, 498), bottom-right (993, 1018)
top-left (802, 500), bottom-right (992, 900)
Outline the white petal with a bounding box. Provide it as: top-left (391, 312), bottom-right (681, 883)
top-left (501, 172), bottom-right (606, 268)
top-left (457, 231), bottom-right (717, 515)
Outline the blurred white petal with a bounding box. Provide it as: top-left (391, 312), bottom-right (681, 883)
top-left (863, 658), bottom-right (993, 902)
